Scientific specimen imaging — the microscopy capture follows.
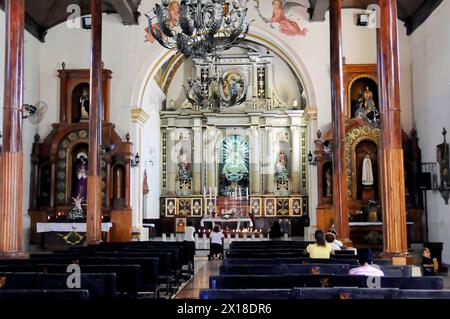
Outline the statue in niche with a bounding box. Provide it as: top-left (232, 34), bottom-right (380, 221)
top-left (325, 168), bottom-right (332, 196)
top-left (177, 147), bottom-right (191, 181)
top-left (362, 154), bottom-right (374, 186)
top-left (79, 89), bottom-right (90, 119)
top-left (73, 152), bottom-right (88, 201)
top-left (355, 87), bottom-right (379, 124)
top-left (275, 151), bottom-right (289, 181)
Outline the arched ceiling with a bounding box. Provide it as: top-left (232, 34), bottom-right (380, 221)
top-left (0, 0), bottom-right (442, 42)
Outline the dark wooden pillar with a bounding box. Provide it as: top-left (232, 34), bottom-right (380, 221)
top-left (329, 0), bottom-right (350, 242)
top-left (87, 0), bottom-right (103, 245)
top-left (125, 157), bottom-right (131, 208)
top-left (377, 0), bottom-right (408, 255)
top-left (50, 155), bottom-right (57, 208)
top-left (0, 0), bottom-right (25, 258)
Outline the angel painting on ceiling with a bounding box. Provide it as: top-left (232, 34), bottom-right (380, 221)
top-left (144, 0), bottom-right (180, 44)
top-left (254, 0), bottom-right (308, 37)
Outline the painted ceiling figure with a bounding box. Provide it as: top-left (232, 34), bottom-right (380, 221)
top-left (254, 0), bottom-right (308, 37)
top-left (145, 0), bottom-right (180, 43)
top-left (222, 136), bottom-right (249, 182)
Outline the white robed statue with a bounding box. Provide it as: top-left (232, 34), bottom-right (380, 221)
top-left (362, 154), bottom-right (374, 186)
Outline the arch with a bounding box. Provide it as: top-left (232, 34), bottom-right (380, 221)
top-left (130, 25), bottom-right (318, 112)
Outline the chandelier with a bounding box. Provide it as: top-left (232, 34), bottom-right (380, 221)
top-left (183, 56), bottom-right (247, 111)
top-left (148, 0), bottom-right (250, 58)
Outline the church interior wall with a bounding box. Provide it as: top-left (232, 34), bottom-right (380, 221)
top-left (410, 0), bottom-right (450, 264)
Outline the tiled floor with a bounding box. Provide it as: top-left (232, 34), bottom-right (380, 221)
top-left (175, 257), bottom-right (221, 299)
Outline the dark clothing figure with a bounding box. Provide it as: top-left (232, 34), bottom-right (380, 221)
top-left (422, 256), bottom-right (436, 276)
top-left (269, 221), bottom-right (282, 239)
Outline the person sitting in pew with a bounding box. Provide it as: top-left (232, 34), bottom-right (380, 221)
top-left (325, 232), bottom-right (341, 252)
top-left (306, 230), bottom-right (333, 259)
top-left (349, 249), bottom-right (384, 277)
top-left (328, 227), bottom-right (343, 248)
top-left (421, 247), bottom-right (437, 277)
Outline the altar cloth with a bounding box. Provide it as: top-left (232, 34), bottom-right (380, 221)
top-left (37, 223), bottom-right (113, 233)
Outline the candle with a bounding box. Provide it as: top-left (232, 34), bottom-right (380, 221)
top-left (209, 187), bottom-right (212, 200)
top-left (246, 187), bottom-right (249, 200)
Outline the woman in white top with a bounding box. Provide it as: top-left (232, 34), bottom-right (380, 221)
top-left (208, 225), bottom-right (225, 261)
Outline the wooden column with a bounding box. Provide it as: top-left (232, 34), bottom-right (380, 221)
top-left (377, 0), bottom-right (408, 255)
top-left (0, 0), bottom-right (25, 258)
top-left (87, 0), bottom-right (103, 245)
top-left (329, 0), bottom-right (350, 242)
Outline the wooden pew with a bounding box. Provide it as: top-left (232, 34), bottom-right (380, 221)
top-left (200, 289), bottom-right (294, 300)
top-left (0, 273), bottom-right (117, 300)
top-left (0, 289), bottom-right (91, 300)
top-left (209, 275), bottom-right (445, 290)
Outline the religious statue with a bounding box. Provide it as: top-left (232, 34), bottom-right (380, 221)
top-left (73, 152), bottom-right (88, 201)
top-left (79, 89), bottom-right (89, 119)
top-left (355, 86), bottom-right (379, 124)
top-left (177, 147), bottom-right (191, 181)
top-left (275, 151), bottom-right (289, 181)
top-left (67, 195), bottom-right (85, 220)
top-left (222, 136), bottom-right (249, 183)
top-left (325, 168), bottom-right (332, 196)
top-left (362, 154), bottom-right (374, 186)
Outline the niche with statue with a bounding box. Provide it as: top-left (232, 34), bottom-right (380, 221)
top-left (274, 141), bottom-right (291, 196)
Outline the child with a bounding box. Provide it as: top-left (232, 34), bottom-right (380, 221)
top-left (208, 225), bottom-right (224, 261)
top-left (422, 248), bottom-right (437, 276)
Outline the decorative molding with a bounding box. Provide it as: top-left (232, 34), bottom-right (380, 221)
top-left (302, 106), bottom-right (318, 124)
top-left (131, 108), bottom-right (150, 126)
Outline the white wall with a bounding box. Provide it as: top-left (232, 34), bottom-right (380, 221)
top-left (410, 0), bottom-right (450, 264)
top-left (0, 10), bottom-right (41, 251)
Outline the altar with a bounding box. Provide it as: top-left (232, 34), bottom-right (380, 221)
top-left (36, 222), bottom-right (113, 250)
top-left (200, 218), bottom-right (253, 229)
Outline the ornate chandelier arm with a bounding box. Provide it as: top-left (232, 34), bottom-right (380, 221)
top-left (193, 1), bottom-right (205, 30)
top-left (179, 1), bottom-right (195, 36)
top-left (154, 4), bottom-right (175, 37)
top-left (205, 1), bottom-right (224, 36)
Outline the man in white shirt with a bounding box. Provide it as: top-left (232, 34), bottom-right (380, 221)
top-left (349, 249), bottom-right (384, 277)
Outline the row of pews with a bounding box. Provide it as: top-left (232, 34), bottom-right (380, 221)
top-left (0, 241), bottom-right (195, 300)
top-left (200, 241), bottom-right (450, 299)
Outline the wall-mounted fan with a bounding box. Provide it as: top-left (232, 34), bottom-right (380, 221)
top-left (23, 101), bottom-right (48, 124)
